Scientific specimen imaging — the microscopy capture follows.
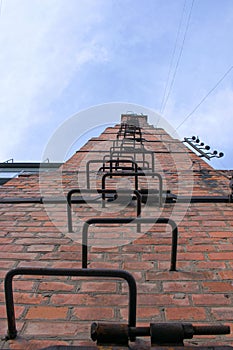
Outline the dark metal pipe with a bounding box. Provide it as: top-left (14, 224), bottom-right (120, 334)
top-left (82, 217), bottom-right (178, 271)
top-left (192, 325), bottom-right (230, 335)
top-left (1, 194), bottom-right (232, 206)
top-left (4, 267), bottom-right (137, 340)
top-left (165, 194), bottom-right (233, 204)
top-left (67, 189), bottom-right (142, 233)
top-left (0, 197), bottom-right (101, 204)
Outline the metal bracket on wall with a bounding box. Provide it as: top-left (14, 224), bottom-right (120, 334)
top-left (183, 137), bottom-right (224, 160)
top-left (4, 267), bottom-right (137, 340)
top-left (82, 217), bottom-right (178, 271)
top-left (101, 171), bottom-right (163, 207)
top-left (67, 188), bottom-right (142, 233)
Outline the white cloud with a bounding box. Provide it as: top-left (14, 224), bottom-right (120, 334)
top-left (0, 0), bottom-right (109, 160)
top-left (0, 0), bottom-right (232, 169)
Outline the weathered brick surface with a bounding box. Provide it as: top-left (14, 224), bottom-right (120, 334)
top-left (0, 121), bottom-right (232, 348)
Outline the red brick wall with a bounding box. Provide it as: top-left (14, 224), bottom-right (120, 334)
top-left (0, 120), bottom-right (232, 349)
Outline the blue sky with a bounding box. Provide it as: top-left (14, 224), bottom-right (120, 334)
top-left (0, 0), bottom-right (232, 169)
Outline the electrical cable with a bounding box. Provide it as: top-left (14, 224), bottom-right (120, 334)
top-left (160, 0), bottom-right (195, 116)
top-left (175, 64), bottom-right (233, 131)
top-left (159, 0), bottom-right (187, 115)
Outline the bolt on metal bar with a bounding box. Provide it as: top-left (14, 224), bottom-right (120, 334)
top-left (82, 217), bottom-right (178, 271)
top-left (67, 189), bottom-right (142, 233)
top-left (102, 172), bottom-right (163, 207)
top-left (4, 267), bottom-right (137, 340)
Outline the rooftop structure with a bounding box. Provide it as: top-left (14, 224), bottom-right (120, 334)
top-left (0, 114), bottom-right (232, 349)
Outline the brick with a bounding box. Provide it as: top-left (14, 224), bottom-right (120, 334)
top-left (186, 244), bottom-right (217, 252)
top-left (73, 307), bottom-right (114, 320)
top-left (24, 321), bottom-right (88, 336)
top-left (0, 237), bottom-right (14, 243)
top-left (88, 261), bottom-right (120, 269)
top-left (38, 281), bottom-right (75, 292)
top-left (0, 260), bottom-right (16, 269)
top-left (192, 294), bottom-right (231, 305)
top-left (177, 252), bottom-right (205, 260)
top-left (15, 238), bottom-right (70, 245)
top-left (163, 281), bottom-right (200, 292)
top-left (122, 244), bottom-right (153, 252)
top-left (142, 253), bottom-right (170, 261)
top-left (165, 307), bottom-right (206, 321)
top-left (17, 261), bottom-right (51, 268)
top-left (39, 252), bottom-right (82, 260)
top-left (9, 339), bottom-right (69, 350)
top-left (131, 282), bottom-right (160, 294)
top-left (123, 261), bottom-right (154, 270)
top-left (203, 282), bottom-right (233, 292)
top-left (208, 252), bottom-right (233, 260)
top-left (211, 307), bottom-right (233, 320)
top-left (202, 220), bottom-right (226, 227)
top-left (51, 293), bottom-right (128, 306)
top-left (218, 270), bottom-right (233, 279)
top-left (194, 261), bottom-right (226, 269)
top-left (209, 231), bottom-right (233, 238)
top-left (140, 292), bottom-right (190, 307)
top-left (80, 281), bottom-right (117, 293)
top-left (107, 253), bottom-right (140, 263)
top-left (14, 293), bottom-right (46, 304)
top-left (146, 270), bottom-right (214, 281)
top-left (26, 306), bottom-right (68, 319)
top-left (13, 280), bottom-right (35, 291)
top-left (27, 245), bottom-right (55, 252)
top-left (120, 306), bottom-right (161, 320)
top-left (0, 252), bottom-right (38, 260)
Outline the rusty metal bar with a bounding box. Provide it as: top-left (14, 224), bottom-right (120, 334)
top-left (82, 217), bottom-right (178, 271)
top-left (67, 189), bottom-right (142, 233)
top-left (165, 193), bottom-right (233, 204)
top-left (4, 267), bottom-right (137, 340)
top-left (91, 322), bottom-right (230, 346)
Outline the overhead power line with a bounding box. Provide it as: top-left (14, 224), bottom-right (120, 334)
top-left (159, 0), bottom-right (187, 114)
top-left (175, 64), bottom-right (233, 131)
top-left (160, 0), bottom-right (195, 115)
